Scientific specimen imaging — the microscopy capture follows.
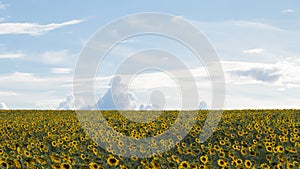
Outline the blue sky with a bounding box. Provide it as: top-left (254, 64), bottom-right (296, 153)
top-left (0, 1), bottom-right (300, 109)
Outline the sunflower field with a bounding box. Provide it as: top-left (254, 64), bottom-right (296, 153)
top-left (0, 109), bottom-right (299, 169)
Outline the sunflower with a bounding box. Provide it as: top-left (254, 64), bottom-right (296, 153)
top-left (287, 148), bottom-right (297, 153)
top-left (235, 159), bottom-right (243, 166)
top-left (141, 159), bottom-right (148, 166)
top-left (260, 163), bottom-right (270, 169)
top-left (171, 155), bottom-right (180, 163)
top-left (290, 137), bottom-right (296, 143)
top-left (51, 141), bottom-right (57, 147)
top-left (240, 148), bottom-right (247, 156)
top-left (50, 153), bottom-right (61, 163)
top-left (265, 146), bottom-right (273, 153)
top-left (60, 163), bottom-right (72, 169)
top-left (200, 155), bottom-right (208, 164)
top-left (218, 151), bottom-right (225, 158)
top-left (62, 144), bottom-right (67, 150)
top-left (244, 160), bottom-right (252, 168)
top-left (120, 165), bottom-right (128, 169)
top-left (0, 161), bottom-right (8, 169)
top-left (151, 158), bottom-right (161, 168)
top-left (23, 150), bottom-right (31, 158)
top-left (130, 156), bottom-right (138, 161)
top-left (276, 145), bottom-right (284, 153)
top-left (14, 160), bottom-right (22, 169)
top-left (36, 157), bottom-right (47, 165)
top-left (107, 156), bottom-right (119, 167)
top-left (217, 159), bottom-right (227, 167)
top-left (177, 147), bottom-right (183, 154)
top-left (214, 145), bottom-right (221, 151)
top-left (89, 162), bottom-right (100, 169)
top-left (178, 161), bottom-right (190, 169)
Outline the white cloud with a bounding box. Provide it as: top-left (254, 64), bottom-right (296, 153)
top-left (282, 9), bottom-right (294, 14)
top-left (242, 48), bottom-right (265, 54)
top-left (221, 58), bottom-right (300, 109)
top-left (0, 72), bottom-right (72, 109)
top-left (97, 75), bottom-right (137, 110)
top-left (223, 57), bottom-right (300, 89)
top-left (0, 19), bottom-right (84, 36)
top-left (0, 91), bottom-right (18, 97)
top-left (233, 21), bottom-right (284, 32)
top-left (0, 72), bottom-right (72, 95)
top-left (190, 19), bottom-right (298, 65)
top-left (0, 72), bottom-right (48, 82)
top-left (0, 102), bottom-right (8, 110)
top-left (0, 2), bottom-right (8, 10)
top-left (57, 94), bottom-right (87, 110)
top-left (33, 99), bottom-right (62, 110)
top-left (0, 18), bottom-right (4, 22)
top-left (51, 68), bottom-right (72, 74)
top-left (40, 50), bottom-right (73, 65)
top-left (231, 67), bottom-right (281, 83)
top-left (0, 53), bottom-right (25, 59)
top-left (139, 104), bottom-right (160, 110)
top-left (138, 90), bottom-right (166, 110)
top-left (199, 101), bottom-right (208, 110)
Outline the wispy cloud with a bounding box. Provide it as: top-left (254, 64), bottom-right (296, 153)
top-left (40, 50), bottom-right (73, 65)
top-left (233, 21), bottom-right (284, 32)
top-left (242, 48), bottom-right (265, 54)
top-left (0, 53), bottom-right (25, 59)
top-left (51, 68), bottom-right (72, 74)
top-left (0, 72), bottom-right (71, 87)
top-left (282, 9), bottom-right (294, 14)
top-left (0, 91), bottom-right (18, 97)
top-left (0, 19), bottom-right (84, 36)
top-left (0, 18), bottom-right (4, 22)
top-left (0, 2), bottom-right (8, 10)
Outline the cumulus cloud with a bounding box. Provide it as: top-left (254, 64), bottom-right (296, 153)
top-left (242, 48), bottom-right (265, 54)
top-left (57, 94), bottom-right (87, 110)
top-left (199, 101), bottom-right (208, 110)
top-left (0, 102), bottom-right (8, 110)
top-left (97, 75), bottom-right (137, 110)
top-left (139, 104), bottom-right (161, 110)
top-left (139, 90), bottom-right (166, 110)
top-left (231, 67), bottom-right (281, 83)
top-left (139, 104), bottom-right (153, 110)
top-left (0, 19), bottom-right (84, 36)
